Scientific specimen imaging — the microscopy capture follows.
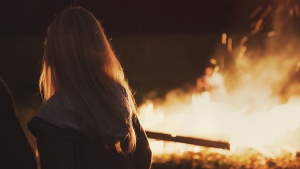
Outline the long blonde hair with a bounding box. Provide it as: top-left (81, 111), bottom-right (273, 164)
top-left (39, 6), bottom-right (136, 154)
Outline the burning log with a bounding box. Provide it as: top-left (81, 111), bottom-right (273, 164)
top-left (146, 130), bottom-right (230, 150)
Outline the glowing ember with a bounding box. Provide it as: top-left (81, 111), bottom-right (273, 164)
top-left (221, 33), bottom-right (227, 45)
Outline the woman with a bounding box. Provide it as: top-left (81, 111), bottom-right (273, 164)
top-left (28, 6), bottom-right (152, 169)
top-left (0, 76), bottom-right (37, 169)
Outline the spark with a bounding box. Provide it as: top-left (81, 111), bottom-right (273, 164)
top-left (254, 18), bottom-right (263, 31)
top-left (250, 6), bottom-right (263, 19)
top-left (210, 58), bottom-right (217, 65)
top-left (267, 31), bottom-right (276, 37)
top-left (261, 6), bottom-right (272, 18)
top-left (289, 9), bottom-right (294, 17)
top-left (294, 4), bottom-right (300, 16)
top-left (221, 33), bottom-right (227, 45)
top-left (240, 36), bottom-right (248, 46)
top-left (238, 46), bottom-right (247, 58)
top-left (227, 38), bottom-right (233, 52)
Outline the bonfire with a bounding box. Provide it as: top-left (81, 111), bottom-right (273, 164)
top-left (138, 0), bottom-right (300, 168)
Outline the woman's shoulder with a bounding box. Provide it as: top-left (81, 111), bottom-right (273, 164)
top-left (30, 92), bottom-right (89, 140)
top-left (36, 92), bottom-right (61, 117)
top-left (28, 116), bottom-right (88, 142)
top-left (35, 92), bottom-right (80, 130)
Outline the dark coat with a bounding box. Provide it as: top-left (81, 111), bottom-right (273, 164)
top-left (28, 92), bottom-right (152, 169)
top-left (0, 77), bottom-right (37, 169)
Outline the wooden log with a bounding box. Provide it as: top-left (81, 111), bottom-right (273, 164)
top-left (146, 130), bottom-right (230, 150)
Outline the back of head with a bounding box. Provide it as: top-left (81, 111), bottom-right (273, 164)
top-left (40, 6), bottom-right (136, 154)
top-left (43, 6), bottom-right (123, 92)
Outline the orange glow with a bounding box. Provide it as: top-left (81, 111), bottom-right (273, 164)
top-left (295, 5), bottom-right (300, 16)
top-left (254, 19), bottom-right (263, 31)
top-left (239, 36), bottom-right (248, 46)
top-left (238, 46), bottom-right (247, 58)
top-left (222, 33), bottom-right (227, 45)
top-left (250, 6), bottom-right (263, 19)
top-left (261, 6), bottom-right (272, 18)
top-left (210, 58), bottom-right (217, 65)
top-left (227, 38), bottom-right (232, 52)
top-left (289, 9), bottom-right (294, 17)
top-left (267, 31), bottom-right (276, 37)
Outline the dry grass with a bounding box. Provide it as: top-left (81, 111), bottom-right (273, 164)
top-left (151, 149), bottom-right (300, 169)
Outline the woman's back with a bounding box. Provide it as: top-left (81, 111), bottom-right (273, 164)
top-left (28, 6), bottom-right (152, 169)
top-left (28, 108), bottom-right (151, 169)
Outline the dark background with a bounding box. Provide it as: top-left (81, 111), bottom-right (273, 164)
top-left (0, 0), bottom-right (268, 106)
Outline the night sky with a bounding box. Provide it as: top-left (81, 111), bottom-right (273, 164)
top-left (1, 0), bottom-right (261, 36)
top-left (0, 0), bottom-right (268, 104)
